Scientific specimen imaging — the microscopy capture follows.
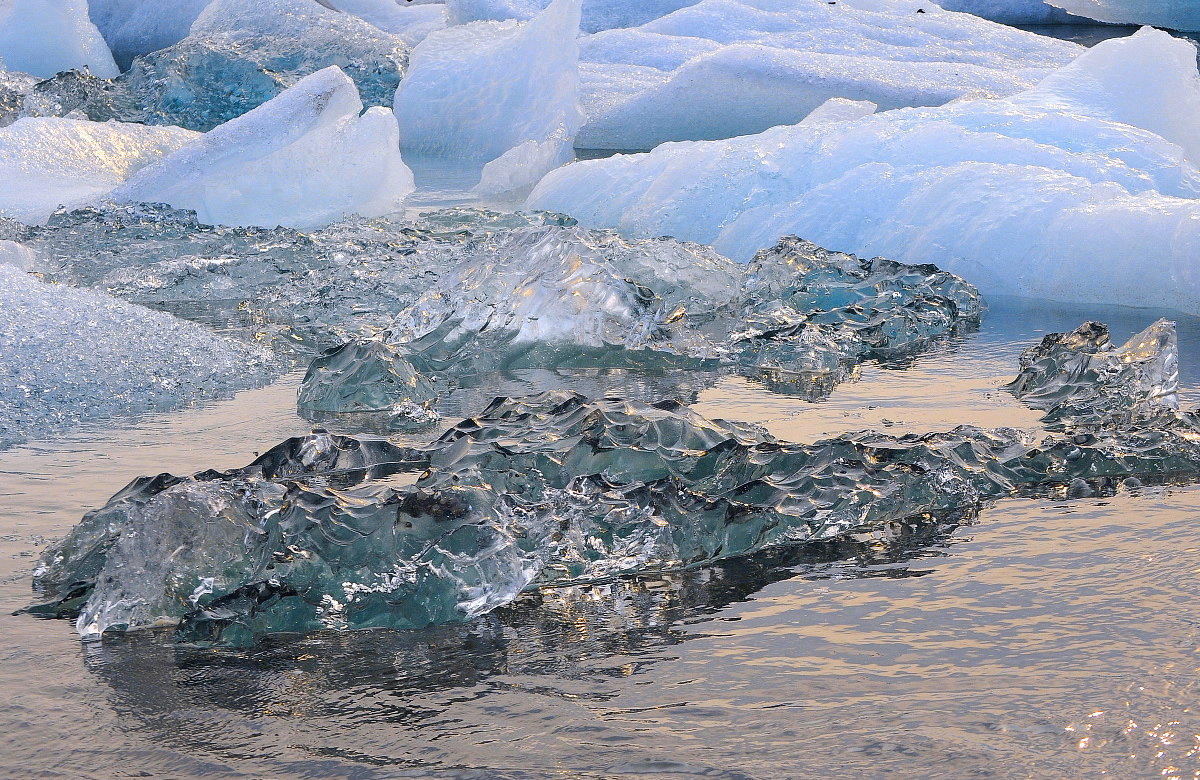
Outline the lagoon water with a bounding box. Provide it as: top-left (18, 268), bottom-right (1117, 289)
top-left (3, 295), bottom-right (1200, 779)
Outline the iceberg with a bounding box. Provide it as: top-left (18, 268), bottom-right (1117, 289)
top-left (87, 0), bottom-right (212, 69)
top-left (530, 29), bottom-right (1200, 313)
top-left (0, 263), bottom-right (276, 449)
top-left (113, 67), bottom-right (414, 230)
top-left (103, 0), bottom-right (409, 131)
top-left (394, 0), bottom-right (584, 184)
top-left (573, 0), bottom-right (1082, 150)
top-left (32, 371), bottom-right (1200, 643)
top-left (1045, 0), bottom-right (1200, 31)
top-left (0, 116), bottom-right (196, 224)
top-left (0, 0), bottom-right (118, 79)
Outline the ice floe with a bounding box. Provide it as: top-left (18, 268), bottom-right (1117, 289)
top-left (530, 29), bottom-right (1200, 313)
top-left (0, 262), bottom-right (276, 449)
top-left (573, 0), bottom-right (1083, 149)
top-left (0, 0), bottom-right (118, 79)
top-left (0, 116), bottom-right (197, 223)
top-left (113, 67), bottom-right (414, 229)
top-left (395, 0), bottom-right (584, 191)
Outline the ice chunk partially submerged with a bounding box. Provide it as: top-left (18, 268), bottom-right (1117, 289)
top-left (0, 264), bottom-right (277, 449)
top-left (0, 116), bottom-right (197, 224)
top-left (0, 0), bottom-right (118, 79)
top-left (33, 379), bottom-right (1200, 644)
top-left (1006, 319), bottom-right (1179, 430)
top-left (530, 29), bottom-right (1200, 313)
top-left (113, 67), bottom-right (414, 229)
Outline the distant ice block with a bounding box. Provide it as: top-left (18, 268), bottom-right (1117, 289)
top-left (1046, 0), bottom-right (1200, 30)
top-left (573, 0), bottom-right (1083, 150)
top-left (0, 0), bottom-right (119, 79)
top-left (394, 0), bottom-right (584, 170)
top-left (446, 0), bottom-right (699, 32)
top-left (0, 117), bottom-right (196, 224)
top-left (330, 0), bottom-right (448, 44)
top-left (0, 263), bottom-right (275, 449)
top-left (115, 67), bottom-right (414, 230)
top-left (528, 29), bottom-right (1200, 313)
top-left (936, 0), bottom-right (1078, 24)
top-left (87, 0), bottom-right (211, 69)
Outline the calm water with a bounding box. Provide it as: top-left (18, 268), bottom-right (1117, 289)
top-left (3, 297), bottom-right (1200, 779)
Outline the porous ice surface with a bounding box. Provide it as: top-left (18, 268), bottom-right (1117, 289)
top-left (0, 116), bottom-right (197, 223)
top-left (95, 0), bottom-right (410, 131)
top-left (573, 0), bottom-right (1082, 150)
top-left (394, 0), bottom-right (584, 190)
top-left (1045, 0), bottom-right (1200, 30)
top-left (0, 263), bottom-right (276, 449)
top-left (446, 0), bottom-right (699, 32)
top-left (0, 0), bottom-right (119, 79)
top-left (530, 29), bottom-right (1200, 313)
top-left (113, 67), bottom-right (414, 230)
top-left (32, 330), bottom-right (1200, 643)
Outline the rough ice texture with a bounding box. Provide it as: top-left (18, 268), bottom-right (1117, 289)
top-left (94, 0), bottom-right (409, 131)
top-left (530, 29), bottom-right (1200, 313)
top-left (113, 67), bottom-right (414, 230)
top-left (1006, 319), bottom-right (1179, 430)
top-left (0, 264), bottom-right (275, 449)
top-left (298, 338), bottom-right (438, 414)
top-left (0, 117), bottom-right (197, 224)
top-left (394, 0), bottom-right (584, 166)
top-left (0, 0), bottom-right (118, 79)
top-left (1047, 0), bottom-right (1200, 30)
top-left (33, 373), bottom-right (1200, 643)
top-left (572, 0), bottom-right (1082, 150)
top-left (446, 0), bottom-right (699, 32)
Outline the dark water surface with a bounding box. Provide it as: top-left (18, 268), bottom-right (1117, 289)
top-left (3, 297), bottom-right (1200, 779)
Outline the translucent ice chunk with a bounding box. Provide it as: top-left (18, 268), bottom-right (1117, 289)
top-left (0, 238), bottom-right (34, 270)
top-left (0, 264), bottom-right (276, 449)
top-left (297, 338), bottom-right (438, 414)
top-left (86, 0), bottom-right (212, 69)
top-left (0, 0), bottom-right (118, 79)
top-left (34, 383), bottom-right (1200, 644)
top-left (1006, 319), bottom-right (1180, 430)
top-left (529, 29), bottom-right (1200, 313)
top-left (393, 0), bottom-right (585, 165)
top-left (0, 116), bottom-right (197, 224)
top-left (113, 67), bottom-right (415, 230)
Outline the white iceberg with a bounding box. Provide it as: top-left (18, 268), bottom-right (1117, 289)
top-left (0, 116), bottom-right (196, 224)
top-left (394, 0), bottom-right (584, 178)
top-left (0, 0), bottom-right (118, 79)
top-left (114, 66), bottom-right (414, 230)
top-left (0, 262), bottom-right (275, 448)
top-left (1045, 0), bottom-right (1200, 30)
top-left (574, 0), bottom-right (1083, 150)
top-left (528, 29), bottom-right (1200, 313)
top-left (446, 0), bottom-right (699, 32)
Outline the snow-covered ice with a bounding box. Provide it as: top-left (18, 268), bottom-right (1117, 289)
top-left (573, 0), bottom-right (1083, 150)
top-left (115, 67), bottom-right (414, 229)
top-left (394, 0), bottom-right (584, 179)
top-left (0, 262), bottom-right (275, 448)
top-left (0, 0), bottom-right (118, 79)
top-left (529, 29), bottom-right (1200, 313)
top-left (0, 116), bottom-right (196, 223)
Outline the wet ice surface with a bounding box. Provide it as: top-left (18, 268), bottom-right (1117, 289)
top-left (5, 300), bottom-right (1200, 778)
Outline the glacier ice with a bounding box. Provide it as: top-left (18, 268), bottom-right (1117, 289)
top-left (446, 0), bottom-right (700, 32)
top-left (0, 0), bottom-right (118, 79)
top-left (530, 29), bottom-right (1200, 313)
top-left (297, 338), bottom-right (438, 423)
top-left (1045, 0), bottom-right (1200, 31)
top-left (573, 0), bottom-right (1082, 150)
top-left (32, 365), bottom-right (1200, 643)
top-left (1006, 319), bottom-right (1179, 430)
top-left (0, 263), bottom-right (277, 449)
top-left (394, 0), bottom-right (584, 183)
top-left (0, 116), bottom-right (197, 224)
top-left (98, 0), bottom-right (410, 131)
top-left (112, 67), bottom-right (414, 230)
